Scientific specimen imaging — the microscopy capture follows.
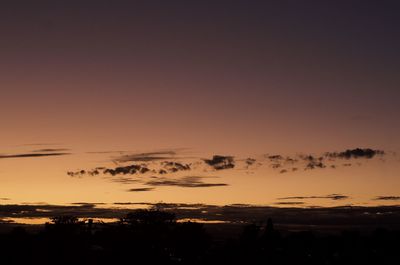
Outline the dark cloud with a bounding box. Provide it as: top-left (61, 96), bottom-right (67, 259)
top-left (299, 155), bottom-right (326, 170)
top-left (274, 202), bottom-right (305, 205)
top-left (68, 158), bottom-right (191, 179)
top-left (67, 170), bottom-right (90, 177)
top-left (161, 161), bottom-right (191, 173)
top-left (104, 164), bottom-right (150, 176)
top-left (305, 161), bottom-right (326, 170)
top-left (145, 176), bottom-right (228, 188)
top-left (278, 194), bottom-right (349, 201)
top-left (245, 158), bottom-right (256, 166)
top-left (268, 154), bottom-right (326, 172)
top-left (70, 202), bottom-right (106, 206)
top-left (158, 169), bottom-right (168, 174)
top-left (266, 148), bottom-right (386, 173)
top-left (114, 151), bottom-right (177, 162)
top-left (0, 204), bottom-right (106, 219)
top-left (325, 148), bottom-right (384, 159)
top-left (110, 177), bottom-right (140, 185)
top-left (0, 198), bottom-right (10, 201)
top-left (373, 196), bottom-right (400, 201)
top-left (68, 164), bottom-right (151, 177)
top-left (32, 148), bottom-right (70, 152)
top-left (0, 152), bottom-right (71, 159)
top-left (268, 155), bottom-right (284, 160)
top-left (127, 188), bottom-right (155, 192)
top-left (204, 155), bottom-right (235, 170)
top-left (243, 158), bottom-right (258, 170)
top-left (285, 157), bottom-right (298, 163)
top-left (113, 202), bottom-right (153, 206)
top-left (271, 163), bottom-right (282, 169)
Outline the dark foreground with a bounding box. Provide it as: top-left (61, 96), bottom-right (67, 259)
top-left (0, 210), bottom-right (399, 265)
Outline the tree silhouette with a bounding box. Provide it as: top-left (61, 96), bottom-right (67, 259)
top-left (120, 209), bottom-right (176, 225)
top-left (50, 215), bottom-right (79, 225)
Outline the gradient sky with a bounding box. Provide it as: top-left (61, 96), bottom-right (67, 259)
top-left (1, 1), bottom-right (400, 213)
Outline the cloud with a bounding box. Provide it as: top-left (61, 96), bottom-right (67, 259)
top-left (0, 198), bottom-right (10, 201)
top-left (0, 152), bottom-right (71, 159)
top-left (0, 204), bottom-right (106, 218)
top-left (244, 158), bottom-right (257, 170)
top-left (204, 155), bottom-right (235, 170)
top-left (267, 148), bottom-right (386, 172)
top-left (373, 196), bottom-right (400, 201)
top-left (274, 202), bottom-right (305, 205)
top-left (305, 161), bottom-right (326, 170)
top-left (278, 194), bottom-right (349, 201)
top-left (68, 164), bottom-right (151, 177)
top-left (67, 158), bottom-right (191, 179)
top-left (113, 202), bottom-right (154, 206)
top-left (70, 202), bottom-right (106, 206)
top-left (110, 177), bottom-right (140, 185)
top-left (299, 155), bottom-right (326, 170)
top-left (145, 176), bottom-right (228, 188)
top-left (104, 164), bottom-right (150, 176)
top-left (268, 155), bottom-right (284, 160)
top-left (67, 170), bottom-right (89, 177)
top-left (127, 188), bottom-right (155, 192)
top-left (161, 161), bottom-right (191, 173)
top-left (325, 148), bottom-right (384, 159)
top-left (32, 148), bottom-right (70, 153)
top-left (245, 158), bottom-right (256, 166)
top-left (114, 151), bottom-right (178, 162)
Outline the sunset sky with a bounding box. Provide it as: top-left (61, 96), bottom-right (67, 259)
top-left (1, 1), bottom-right (400, 222)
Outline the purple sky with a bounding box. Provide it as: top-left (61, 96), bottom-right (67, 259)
top-left (1, 1), bottom-right (400, 212)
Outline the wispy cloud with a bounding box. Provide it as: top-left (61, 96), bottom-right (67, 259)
top-left (274, 201), bottom-right (305, 205)
top-left (32, 148), bottom-right (70, 153)
top-left (278, 194), bottom-right (349, 201)
top-left (373, 196), bottom-right (400, 201)
top-left (114, 151), bottom-right (178, 162)
top-left (145, 176), bottom-right (228, 188)
top-left (127, 188), bottom-right (155, 192)
top-left (0, 152), bottom-right (71, 159)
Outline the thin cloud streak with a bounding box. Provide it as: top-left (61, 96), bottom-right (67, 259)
top-left (373, 196), bottom-right (400, 201)
top-left (127, 188), bottom-right (155, 192)
top-left (0, 152), bottom-right (71, 159)
top-left (278, 194), bottom-right (349, 201)
top-left (145, 176), bottom-right (228, 188)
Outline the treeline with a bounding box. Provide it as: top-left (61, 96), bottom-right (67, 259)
top-left (0, 209), bottom-right (399, 265)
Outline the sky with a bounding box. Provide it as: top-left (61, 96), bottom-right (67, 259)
top-left (1, 1), bottom-right (400, 220)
